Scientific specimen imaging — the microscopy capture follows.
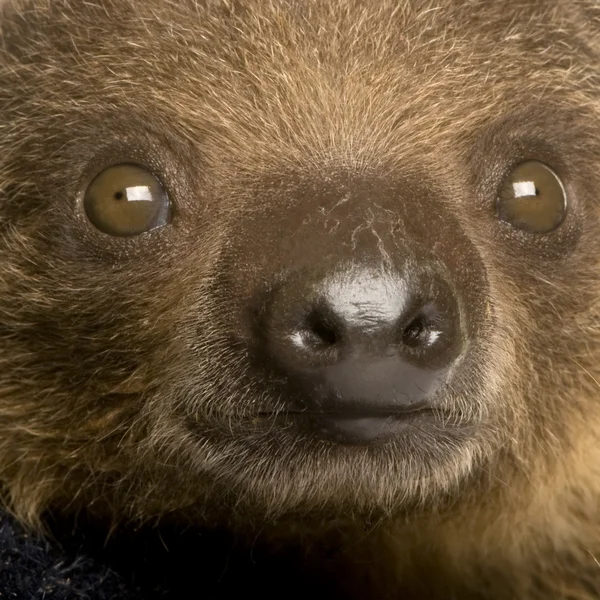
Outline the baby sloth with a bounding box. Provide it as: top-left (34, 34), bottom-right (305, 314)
top-left (1, 0), bottom-right (599, 598)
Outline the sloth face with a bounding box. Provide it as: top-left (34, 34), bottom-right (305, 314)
top-left (0, 0), bottom-right (598, 521)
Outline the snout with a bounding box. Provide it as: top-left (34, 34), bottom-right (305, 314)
top-left (222, 173), bottom-right (488, 445)
top-left (258, 264), bottom-right (464, 443)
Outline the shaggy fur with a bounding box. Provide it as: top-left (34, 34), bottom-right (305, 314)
top-left (0, 0), bottom-right (599, 598)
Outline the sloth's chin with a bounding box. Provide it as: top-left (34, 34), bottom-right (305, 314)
top-left (176, 408), bottom-right (483, 515)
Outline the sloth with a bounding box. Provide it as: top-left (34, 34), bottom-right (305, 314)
top-left (0, 0), bottom-right (599, 598)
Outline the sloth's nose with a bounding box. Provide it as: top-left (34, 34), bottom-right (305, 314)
top-left (261, 265), bottom-right (465, 444)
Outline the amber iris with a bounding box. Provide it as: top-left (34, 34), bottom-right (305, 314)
top-left (497, 161), bottom-right (566, 233)
top-left (84, 164), bottom-right (170, 236)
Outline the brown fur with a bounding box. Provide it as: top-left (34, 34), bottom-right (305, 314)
top-left (0, 0), bottom-right (599, 597)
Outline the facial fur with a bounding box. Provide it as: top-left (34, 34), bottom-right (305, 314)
top-left (0, 1), bottom-right (599, 598)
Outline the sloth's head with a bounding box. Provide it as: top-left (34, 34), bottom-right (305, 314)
top-left (0, 0), bottom-right (599, 525)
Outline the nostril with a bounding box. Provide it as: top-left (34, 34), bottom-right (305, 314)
top-left (402, 314), bottom-right (428, 348)
top-left (298, 309), bottom-right (341, 350)
top-left (401, 308), bottom-right (442, 349)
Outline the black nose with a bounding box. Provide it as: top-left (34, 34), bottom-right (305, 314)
top-left (261, 265), bottom-right (464, 444)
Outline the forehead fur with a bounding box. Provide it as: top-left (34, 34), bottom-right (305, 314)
top-left (0, 0), bottom-right (598, 175)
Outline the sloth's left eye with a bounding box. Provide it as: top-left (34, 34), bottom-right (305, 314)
top-left (496, 161), bottom-right (566, 233)
top-left (83, 164), bottom-right (170, 237)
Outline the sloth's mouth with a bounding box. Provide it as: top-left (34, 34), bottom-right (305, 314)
top-left (257, 407), bottom-right (447, 445)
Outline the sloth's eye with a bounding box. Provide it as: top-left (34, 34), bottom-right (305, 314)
top-left (84, 164), bottom-right (170, 236)
top-left (496, 161), bottom-right (566, 233)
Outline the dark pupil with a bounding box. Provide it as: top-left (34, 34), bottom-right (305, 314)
top-left (114, 191), bottom-right (124, 200)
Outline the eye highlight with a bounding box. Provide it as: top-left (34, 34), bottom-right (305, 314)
top-left (83, 164), bottom-right (170, 237)
top-left (497, 161), bottom-right (566, 233)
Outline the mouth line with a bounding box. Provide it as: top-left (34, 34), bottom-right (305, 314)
top-left (257, 408), bottom-right (437, 418)
top-left (253, 408), bottom-right (462, 445)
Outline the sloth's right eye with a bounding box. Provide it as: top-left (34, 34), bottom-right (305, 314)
top-left (83, 164), bottom-right (170, 236)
